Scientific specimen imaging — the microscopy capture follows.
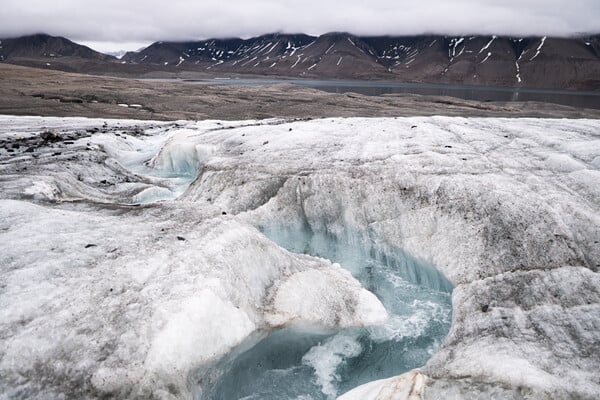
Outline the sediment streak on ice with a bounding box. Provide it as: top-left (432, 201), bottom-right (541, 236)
top-left (0, 115), bottom-right (599, 399)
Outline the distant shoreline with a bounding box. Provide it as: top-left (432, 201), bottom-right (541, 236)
top-left (1, 63), bottom-right (599, 121)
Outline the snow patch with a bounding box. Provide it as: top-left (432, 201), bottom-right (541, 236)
top-left (479, 35), bottom-right (497, 54)
top-left (530, 36), bottom-right (547, 61)
top-left (291, 55), bottom-right (302, 68)
top-left (451, 38), bottom-right (464, 57)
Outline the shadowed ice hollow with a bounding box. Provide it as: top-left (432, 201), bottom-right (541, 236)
top-left (194, 223), bottom-right (452, 399)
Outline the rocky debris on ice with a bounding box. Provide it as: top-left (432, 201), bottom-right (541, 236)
top-left (0, 115), bottom-right (599, 399)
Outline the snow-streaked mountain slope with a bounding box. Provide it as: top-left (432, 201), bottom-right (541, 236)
top-left (120, 33), bottom-right (600, 89)
top-left (0, 115), bottom-right (598, 399)
top-left (2, 33), bottom-right (599, 90)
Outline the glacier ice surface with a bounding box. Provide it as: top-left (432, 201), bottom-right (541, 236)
top-left (0, 115), bottom-right (599, 399)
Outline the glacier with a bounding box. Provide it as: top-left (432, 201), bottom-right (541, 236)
top-left (0, 115), bottom-right (599, 399)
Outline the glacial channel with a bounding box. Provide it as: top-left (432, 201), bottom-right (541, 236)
top-left (194, 224), bottom-right (452, 399)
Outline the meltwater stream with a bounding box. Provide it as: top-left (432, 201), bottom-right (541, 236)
top-left (105, 125), bottom-right (453, 399)
top-left (194, 225), bottom-right (453, 400)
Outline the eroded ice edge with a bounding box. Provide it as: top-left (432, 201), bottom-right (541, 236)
top-left (0, 115), bottom-right (599, 400)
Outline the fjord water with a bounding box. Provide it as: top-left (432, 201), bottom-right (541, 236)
top-left (196, 225), bottom-right (452, 400)
top-left (190, 78), bottom-right (600, 109)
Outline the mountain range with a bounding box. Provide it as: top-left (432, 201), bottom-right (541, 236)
top-left (1, 33), bottom-right (600, 90)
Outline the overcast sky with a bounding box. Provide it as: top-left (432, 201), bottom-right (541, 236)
top-left (1, 0), bottom-right (599, 52)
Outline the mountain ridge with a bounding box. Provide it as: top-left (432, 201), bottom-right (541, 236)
top-left (1, 33), bottom-right (600, 90)
top-left (0, 33), bottom-right (114, 62)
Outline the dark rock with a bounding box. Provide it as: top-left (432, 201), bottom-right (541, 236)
top-left (41, 130), bottom-right (61, 142)
top-left (58, 97), bottom-right (83, 104)
top-left (0, 34), bottom-right (115, 62)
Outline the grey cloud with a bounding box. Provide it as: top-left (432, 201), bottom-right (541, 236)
top-left (1, 0), bottom-right (598, 44)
